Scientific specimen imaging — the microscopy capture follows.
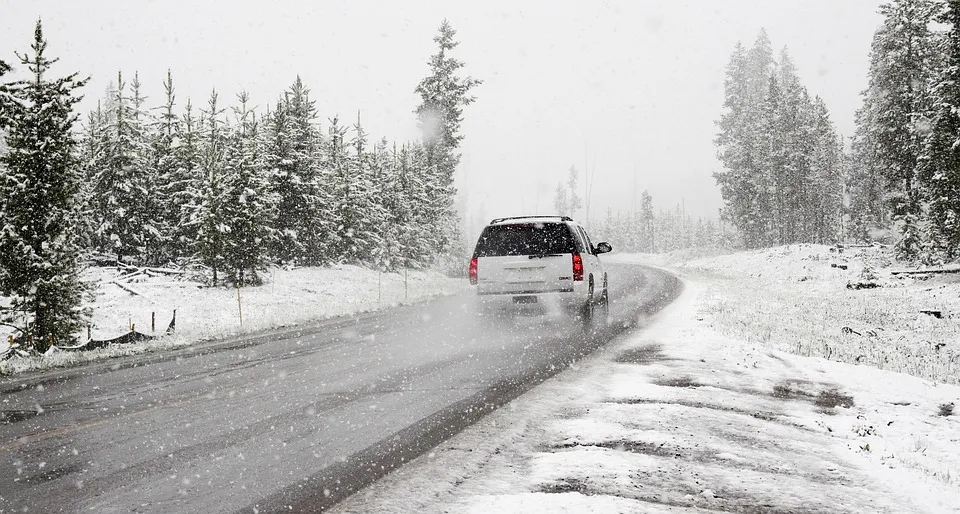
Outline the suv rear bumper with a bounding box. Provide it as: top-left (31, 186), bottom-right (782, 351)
top-left (477, 287), bottom-right (574, 295)
top-left (475, 287), bottom-right (588, 311)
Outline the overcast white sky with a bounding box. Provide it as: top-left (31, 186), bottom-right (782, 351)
top-left (1, 0), bottom-right (884, 236)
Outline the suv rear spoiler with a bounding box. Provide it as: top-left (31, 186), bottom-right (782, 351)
top-left (489, 215), bottom-right (573, 224)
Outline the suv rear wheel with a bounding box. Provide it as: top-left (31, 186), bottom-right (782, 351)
top-left (581, 275), bottom-right (610, 331)
top-left (580, 276), bottom-right (596, 325)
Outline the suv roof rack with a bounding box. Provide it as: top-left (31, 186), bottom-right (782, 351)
top-left (488, 215), bottom-right (574, 224)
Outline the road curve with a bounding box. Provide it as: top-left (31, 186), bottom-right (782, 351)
top-left (0, 263), bottom-right (680, 513)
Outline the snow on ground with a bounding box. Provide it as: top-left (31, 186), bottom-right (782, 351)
top-left (0, 265), bottom-right (468, 375)
top-left (333, 247), bottom-right (960, 513)
top-left (640, 244), bottom-right (960, 385)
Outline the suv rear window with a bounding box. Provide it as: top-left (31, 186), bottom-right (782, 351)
top-left (473, 223), bottom-right (577, 257)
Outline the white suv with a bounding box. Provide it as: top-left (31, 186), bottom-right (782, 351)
top-left (469, 216), bottom-right (612, 323)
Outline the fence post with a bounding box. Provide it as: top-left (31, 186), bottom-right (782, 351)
top-left (151, 312), bottom-right (155, 333)
top-left (236, 283), bottom-right (243, 328)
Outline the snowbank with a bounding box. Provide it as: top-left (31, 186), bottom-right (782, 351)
top-left (0, 265), bottom-right (468, 375)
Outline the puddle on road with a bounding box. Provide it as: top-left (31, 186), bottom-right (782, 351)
top-left (654, 376), bottom-right (701, 388)
top-left (771, 379), bottom-right (854, 410)
top-left (814, 390), bottom-right (855, 409)
top-left (538, 477), bottom-right (592, 495)
top-left (615, 344), bottom-right (668, 365)
top-left (0, 409), bottom-right (40, 424)
top-left (22, 462), bottom-right (84, 485)
top-left (612, 398), bottom-right (796, 429)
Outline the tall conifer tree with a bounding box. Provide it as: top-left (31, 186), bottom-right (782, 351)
top-left (0, 21), bottom-right (87, 349)
top-left (414, 20), bottom-right (481, 256)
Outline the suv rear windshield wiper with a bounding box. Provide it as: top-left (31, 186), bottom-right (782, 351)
top-left (529, 253), bottom-right (563, 259)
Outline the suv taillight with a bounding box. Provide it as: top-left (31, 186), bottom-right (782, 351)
top-left (572, 253), bottom-right (584, 281)
top-left (469, 257), bottom-right (478, 285)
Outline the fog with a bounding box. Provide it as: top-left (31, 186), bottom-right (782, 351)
top-left (1, 0), bottom-right (883, 237)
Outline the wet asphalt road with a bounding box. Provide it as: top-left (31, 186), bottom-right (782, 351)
top-left (0, 263), bottom-right (680, 513)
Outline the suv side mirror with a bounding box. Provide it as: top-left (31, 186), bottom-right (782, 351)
top-left (595, 242), bottom-right (612, 254)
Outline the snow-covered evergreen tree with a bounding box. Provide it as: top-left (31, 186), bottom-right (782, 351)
top-left (808, 97), bottom-right (844, 244)
top-left (264, 77), bottom-right (328, 264)
top-left (130, 72), bottom-right (164, 265)
top-left (0, 20), bottom-right (88, 349)
top-left (864, 0), bottom-right (941, 257)
top-left (714, 39), bottom-right (769, 248)
top-left (414, 20), bottom-right (481, 256)
top-left (398, 143), bottom-right (436, 267)
top-left (91, 71), bottom-right (154, 264)
top-left (221, 92), bottom-right (273, 285)
top-left (847, 104), bottom-right (887, 242)
top-left (923, 0), bottom-right (960, 260)
top-left (716, 31), bottom-right (844, 249)
top-left (640, 190), bottom-right (655, 252)
top-left (338, 113), bottom-right (385, 263)
top-left (77, 103), bottom-right (107, 250)
top-left (0, 57), bottom-right (11, 130)
top-left (152, 69), bottom-right (180, 263)
top-left (170, 99), bottom-right (202, 259)
top-left (189, 90), bottom-right (228, 283)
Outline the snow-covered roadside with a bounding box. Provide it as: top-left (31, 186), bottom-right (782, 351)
top-left (638, 244), bottom-right (960, 386)
top-left (332, 277), bottom-right (960, 513)
top-left (0, 265), bottom-right (468, 376)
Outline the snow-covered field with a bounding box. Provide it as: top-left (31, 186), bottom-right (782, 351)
top-left (0, 265), bottom-right (468, 375)
top-left (662, 244), bottom-right (960, 386)
top-left (333, 246), bottom-right (960, 513)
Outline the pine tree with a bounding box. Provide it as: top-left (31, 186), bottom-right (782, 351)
top-left (328, 115), bottom-right (373, 264)
top-left (809, 97), bottom-right (844, 244)
top-left (414, 20), bottom-right (481, 255)
top-left (190, 90), bottom-right (227, 283)
top-left (221, 92), bottom-right (273, 285)
top-left (714, 37), bottom-right (772, 248)
top-left (847, 102), bottom-right (887, 241)
top-left (91, 71), bottom-right (152, 264)
top-left (553, 183), bottom-right (570, 217)
top-left (170, 98), bottom-right (202, 259)
top-left (130, 72), bottom-right (164, 265)
top-left (865, 0), bottom-right (941, 257)
top-left (152, 70), bottom-right (181, 263)
top-left (923, 0), bottom-right (960, 260)
top-left (567, 166), bottom-right (582, 216)
top-left (369, 138), bottom-right (398, 270)
top-left (759, 74), bottom-right (787, 245)
top-left (400, 143), bottom-right (436, 266)
top-left (775, 49), bottom-right (817, 244)
top-left (77, 103), bottom-right (107, 250)
top-left (0, 58), bottom-right (12, 129)
top-left (0, 20), bottom-right (88, 349)
top-left (717, 31), bottom-right (843, 249)
top-left (264, 77), bottom-right (328, 264)
top-left (338, 113), bottom-right (385, 263)
top-left (640, 190), bottom-right (655, 252)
